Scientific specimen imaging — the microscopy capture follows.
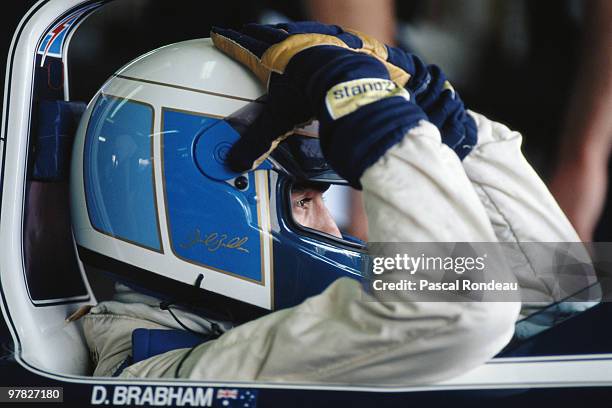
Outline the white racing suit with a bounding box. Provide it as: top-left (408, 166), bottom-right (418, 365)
top-left (79, 112), bottom-right (595, 384)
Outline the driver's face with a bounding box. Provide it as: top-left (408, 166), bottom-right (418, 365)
top-left (291, 186), bottom-right (342, 238)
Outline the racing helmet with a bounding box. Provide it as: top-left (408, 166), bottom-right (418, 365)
top-left (70, 38), bottom-right (365, 320)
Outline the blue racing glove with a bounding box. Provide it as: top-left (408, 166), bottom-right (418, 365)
top-left (212, 22), bottom-right (477, 176)
top-left (211, 22), bottom-right (429, 188)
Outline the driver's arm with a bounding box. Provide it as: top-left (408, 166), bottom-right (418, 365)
top-left (462, 111), bottom-right (598, 317)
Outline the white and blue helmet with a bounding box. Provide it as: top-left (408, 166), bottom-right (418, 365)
top-left (71, 39), bottom-right (365, 320)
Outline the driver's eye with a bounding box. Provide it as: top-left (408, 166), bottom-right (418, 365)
top-left (295, 197), bottom-right (312, 209)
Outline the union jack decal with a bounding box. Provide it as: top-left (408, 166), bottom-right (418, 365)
top-left (217, 388), bottom-right (238, 399)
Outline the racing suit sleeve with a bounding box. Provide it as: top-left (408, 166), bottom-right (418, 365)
top-left (117, 120), bottom-right (520, 384)
top-left (463, 111), bottom-right (598, 318)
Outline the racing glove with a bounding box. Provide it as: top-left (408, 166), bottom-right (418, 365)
top-left (212, 22), bottom-right (476, 177)
top-left (385, 46), bottom-right (477, 159)
top-left (211, 22), bottom-right (429, 188)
